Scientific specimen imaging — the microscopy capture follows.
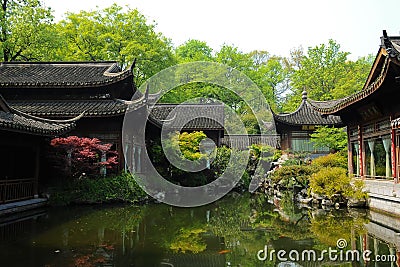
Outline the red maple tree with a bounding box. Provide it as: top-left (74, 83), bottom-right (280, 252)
top-left (50, 136), bottom-right (118, 178)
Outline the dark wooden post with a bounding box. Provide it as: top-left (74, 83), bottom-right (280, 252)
top-left (347, 127), bottom-right (354, 175)
top-left (358, 125), bottom-right (365, 178)
top-left (391, 127), bottom-right (398, 183)
top-left (34, 144), bottom-right (40, 198)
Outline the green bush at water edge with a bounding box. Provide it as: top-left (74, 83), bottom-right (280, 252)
top-left (49, 172), bottom-right (146, 206)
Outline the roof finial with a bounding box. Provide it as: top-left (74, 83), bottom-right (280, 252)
top-left (130, 58), bottom-right (137, 73)
top-left (302, 90), bottom-right (307, 100)
top-left (145, 83), bottom-right (150, 100)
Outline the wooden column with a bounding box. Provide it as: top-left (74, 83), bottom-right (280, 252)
top-left (391, 128), bottom-right (398, 183)
top-left (34, 144), bottom-right (40, 198)
top-left (358, 125), bottom-right (365, 178)
top-left (347, 127), bottom-right (354, 175)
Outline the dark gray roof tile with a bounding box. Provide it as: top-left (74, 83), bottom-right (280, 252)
top-left (8, 99), bottom-right (136, 117)
top-left (273, 92), bottom-right (343, 126)
top-left (149, 104), bottom-right (224, 130)
top-left (0, 61), bottom-right (132, 88)
top-left (0, 96), bottom-right (77, 136)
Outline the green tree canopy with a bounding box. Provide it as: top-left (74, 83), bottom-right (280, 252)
top-left (310, 126), bottom-right (347, 152)
top-left (0, 0), bottom-right (55, 61)
top-left (175, 39), bottom-right (213, 62)
top-left (54, 4), bottom-right (176, 86)
top-left (283, 40), bottom-right (372, 111)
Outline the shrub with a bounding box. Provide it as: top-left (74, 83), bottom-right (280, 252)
top-left (309, 167), bottom-right (350, 199)
top-left (281, 151), bottom-right (310, 166)
top-left (211, 146), bottom-right (253, 190)
top-left (49, 172), bottom-right (146, 205)
top-left (311, 151), bottom-right (348, 169)
top-left (211, 146), bottom-right (231, 178)
top-left (77, 172), bottom-right (146, 203)
top-left (249, 144), bottom-right (282, 164)
top-left (165, 131), bottom-right (208, 161)
top-left (270, 165), bottom-right (316, 188)
top-left (151, 131), bottom-right (211, 186)
top-left (346, 179), bottom-right (368, 200)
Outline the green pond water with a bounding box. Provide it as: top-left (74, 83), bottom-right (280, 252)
top-left (0, 192), bottom-right (398, 267)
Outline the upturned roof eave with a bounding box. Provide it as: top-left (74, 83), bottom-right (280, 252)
top-left (313, 55), bottom-right (391, 115)
top-left (272, 97), bottom-right (343, 126)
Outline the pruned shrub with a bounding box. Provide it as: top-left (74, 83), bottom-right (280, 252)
top-left (309, 167), bottom-right (350, 200)
top-left (270, 165), bottom-right (316, 188)
top-left (311, 152), bottom-right (347, 169)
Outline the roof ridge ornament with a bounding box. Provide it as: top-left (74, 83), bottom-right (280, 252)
top-left (382, 30), bottom-right (400, 58)
top-left (302, 90), bottom-right (308, 101)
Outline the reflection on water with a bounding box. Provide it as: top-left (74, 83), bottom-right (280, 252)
top-left (0, 192), bottom-right (398, 267)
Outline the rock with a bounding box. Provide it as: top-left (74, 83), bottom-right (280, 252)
top-left (347, 198), bottom-right (366, 208)
top-left (321, 199), bottom-right (333, 206)
top-left (299, 197), bottom-right (312, 204)
top-left (311, 192), bottom-right (324, 200)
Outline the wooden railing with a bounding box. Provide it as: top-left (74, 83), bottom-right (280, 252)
top-left (0, 179), bottom-right (35, 203)
top-left (221, 134), bottom-right (280, 150)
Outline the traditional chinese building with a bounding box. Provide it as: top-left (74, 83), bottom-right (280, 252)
top-left (149, 103), bottom-right (224, 145)
top-left (0, 61), bottom-right (140, 168)
top-left (0, 95), bottom-right (78, 203)
top-left (311, 31), bottom-right (400, 180)
top-left (310, 31), bottom-right (400, 214)
top-left (272, 91), bottom-right (343, 155)
top-left (0, 61), bottom-right (224, 175)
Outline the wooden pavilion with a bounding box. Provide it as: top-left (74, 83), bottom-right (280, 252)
top-left (311, 30), bottom-right (400, 181)
top-left (272, 91), bottom-right (343, 156)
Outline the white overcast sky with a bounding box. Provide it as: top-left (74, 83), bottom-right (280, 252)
top-left (43, 0), bottom-right (399, 60)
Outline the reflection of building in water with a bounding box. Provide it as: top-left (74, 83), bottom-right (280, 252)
top-left (364, 210), bottom-right (400, 266)
top-left (162, 251), bottom-right (226, 267)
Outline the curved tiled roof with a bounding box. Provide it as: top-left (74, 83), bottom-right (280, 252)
top-left (309, 31), bottom-right (400, 115)
top-left (0, 61), bottom-right (132, 88)
top-left (0, 96), bottom-right (78, 136)
top-left (8, 99), bottom-right (145, 118)
top-left (8, 99), bottom-right (128, 117)
top-left (310, 56), bottom-right (391, 115)
top-left (0, 111), bottom-right (78, 136)
top-left (273, 91), bottom-right (343, 126)
top-left (149, 103), bottom-right (224, 130)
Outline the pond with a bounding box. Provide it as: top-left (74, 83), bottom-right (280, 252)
top-left (0, 192), bottom-right (398, 267)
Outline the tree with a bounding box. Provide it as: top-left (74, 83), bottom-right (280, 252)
top-left (175, 39), bottom-right (214, 62)
top-left (248, 54), bottom-right (290, 111)
top-left (310, 126), bottom-right (347, 152)
top-left (283, 40), bottom-right (372, 111)
top-left (54, 4), bottom-right (176, 86)
top-left (50, 136), bottom-right (118, 179)
top-left (0, 0), bottom-right (56, 61)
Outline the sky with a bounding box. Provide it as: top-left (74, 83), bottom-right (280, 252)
top-left (43, 0), bottom-right (399, 60)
